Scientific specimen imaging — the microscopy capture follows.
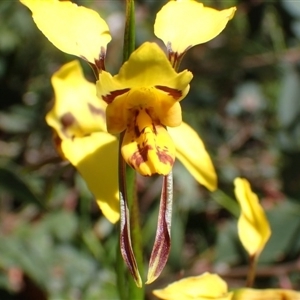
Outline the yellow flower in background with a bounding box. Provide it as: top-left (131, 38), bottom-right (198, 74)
top-left (232, 288), bottom-right (300, 300)
top-left (155, 0), bottom-right (236, 55)
top-left (97, 42), bottom-right (193, 176)
top-left (20, 0), bottom-right (111, 66)
top-left (234, 178), bottom-right (271, 257)
top-left (46, 60), bottom-right (119, 224)
top-left (153, 273), bottom-right (232, 300)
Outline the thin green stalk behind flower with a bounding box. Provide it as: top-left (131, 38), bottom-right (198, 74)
top-left (118, 0), bottom-right (145, 292)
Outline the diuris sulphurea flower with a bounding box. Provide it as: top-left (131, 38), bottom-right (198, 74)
top-left (20, 0), bottom-right (235, 286)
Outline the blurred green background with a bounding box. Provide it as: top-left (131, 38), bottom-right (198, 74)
top-left (1, 0), bottom-right (300, 299)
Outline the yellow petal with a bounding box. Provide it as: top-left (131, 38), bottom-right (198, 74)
top-left (234, 178), bottom-right (271, 257)
top-left (20, 0), bottom-right (111, 64)
top-left (62, 132), bottom-right (119, 223)
top-left (168, 122), bottom-right (217, 191)
top-left (97, 42), bottom-right (193, 102)
top-left (153, 273), bottom-right (232, 300)
top-left (122, 109), bottom-right (175, 176)
top-left (232, 288), bottom-right (300, 300)
top-left (46, 60), bottom-right (107, 139)
top-left (154, 0), bottom-right (236, 54)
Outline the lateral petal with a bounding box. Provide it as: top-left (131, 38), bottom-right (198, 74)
top-left (20, 0), bottom-right (111, 64)
top-left (155, 0), bottom-right (236, 55)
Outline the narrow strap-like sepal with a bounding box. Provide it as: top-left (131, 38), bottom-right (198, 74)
top-left (146, 172), bottom-right (173, 284)
top-left (119, 188), bottom-right (142, 287)
top-left (119, 146), bottom-right (142, 288)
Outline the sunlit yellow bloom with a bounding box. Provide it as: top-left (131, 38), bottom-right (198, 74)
top-left (20, 0), bottom-right (111, 65)
top-left (97, 42), bottom-right (193, 176)
top-left (47, 60), bottom-right (217, 225)
top-left (46, 60), bottom-right (119, 224)
top-left (232, 288), bottom-right (300, 300)
top-left (234, 178), bottom-right (271, 257)
top-left (155, 0), bottom-right (236, 55)
top-left (153, 273), bottom-right (232, 300)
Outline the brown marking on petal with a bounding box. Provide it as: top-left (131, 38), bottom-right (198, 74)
top-left (60, 112), bottom-right (81, 138)
top-left (134, 125), bottom-right (141, 138)
top-left (88, 103), bottom-right (105, 118)
top-left (94, 46), bottom-right (107, 71)
top-left (102, 88), bottom-right (130, 104)
top-left (155, 85), bottom-right (182, 100)
top-left (60, 112), bottom-right (76, 128)
top-left (152, 122), bottom-right (158, 135)
top-left (129, 143), bottom-right (153, 168)
top-left (156, 147), bottom-right (174, 166)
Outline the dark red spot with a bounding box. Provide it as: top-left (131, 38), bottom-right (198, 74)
top-left (134, 125), bottom-right (141, 138)
top-left (155, 86), bottom-right (182, 100)
top-left (156, 148), bottom-right (174, 166)
top-left (102, 88), bottom-right (130, 104)
top-left (130, 144), bottom-right (153, 168)
top-left (60, 112), bottom-right (76, 128)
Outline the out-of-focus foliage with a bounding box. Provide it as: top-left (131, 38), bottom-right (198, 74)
top-left (1, 0), bottom-right (300, 299)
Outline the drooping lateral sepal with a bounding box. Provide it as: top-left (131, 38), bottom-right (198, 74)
top-left (146, 172), bottom-right (173, 284)
top-left (119, 155), bottom-right (142, 287)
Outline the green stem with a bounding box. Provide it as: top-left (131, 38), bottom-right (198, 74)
top-left (116, 237), bottom-right (127, 299)
top-left (117, 1), bottom-right (144, 298)
top-left (123, 0), bottom-right (135, 62)
top-left (212, 189), bottom-right (240, 218)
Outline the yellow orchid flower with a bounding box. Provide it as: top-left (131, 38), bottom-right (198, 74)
top-left (234, 177), bottom-right (271, 258)
top-left (46, 60), bottom-right (119, 224)
top-left (153, 273), bottom-right (232, 300)
top-left (20, 0), bottom-right (229, 285)
top-left (155, 0), bottom-right (236, 67)
top-left (20, 0), bottom-right (111, 68)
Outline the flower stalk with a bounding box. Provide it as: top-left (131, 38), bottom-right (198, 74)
top-left (117, 0), bottom-right (145, 297)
